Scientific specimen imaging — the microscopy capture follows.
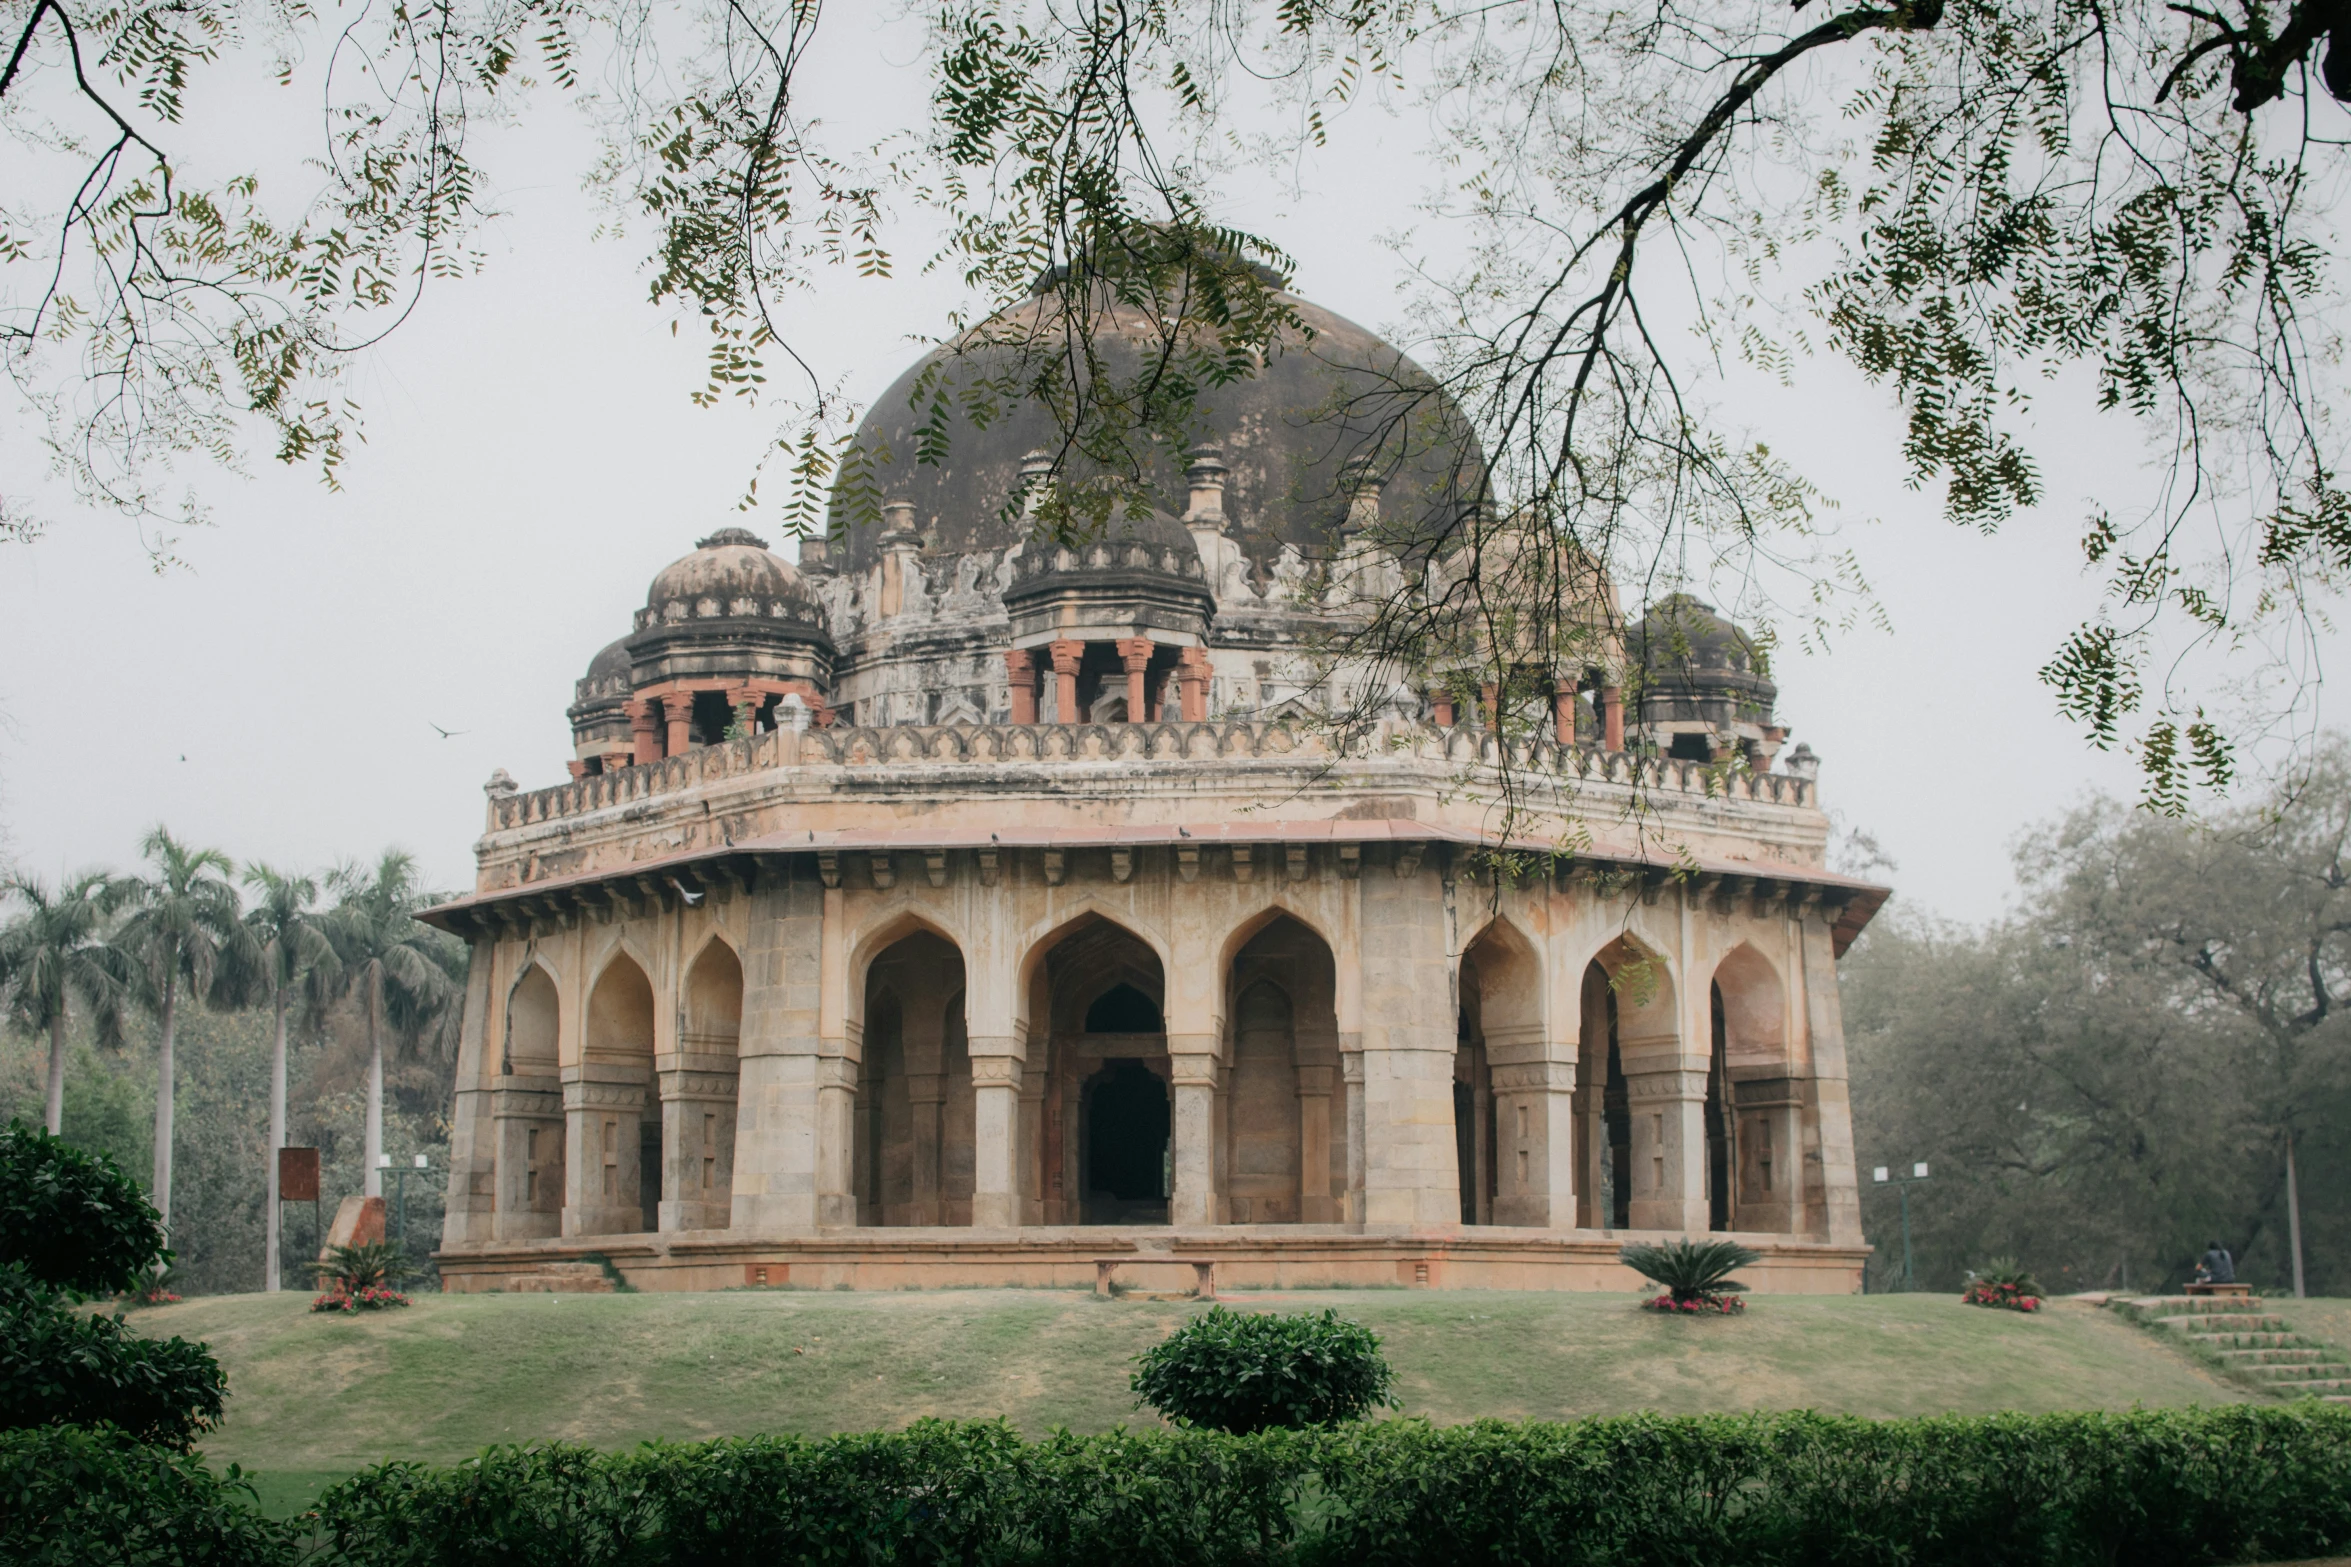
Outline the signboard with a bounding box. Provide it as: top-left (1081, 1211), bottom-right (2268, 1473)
top-left (278, 1145), bottom-right (320, 1203)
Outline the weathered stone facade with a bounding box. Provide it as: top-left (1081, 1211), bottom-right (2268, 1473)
top-left (429, 281), bottom-right (1881, 1292)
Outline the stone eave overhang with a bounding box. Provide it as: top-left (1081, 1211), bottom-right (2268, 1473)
top-left (417, 819), bottom-right (1888, 956)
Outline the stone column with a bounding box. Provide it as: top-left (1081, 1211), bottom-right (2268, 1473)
top-left (1341, 1047), bottom-right (1367, 1226)
top-left (1357, 857), bottom-right (1462, 1226)
top-left (490, 1078), bottom-right (563, 1241)
top-left (1430, 686), bottom-right (1456, 727)
top-left (814, 1053), bottom-right (858, 1227)
top-left (1551, 683), bottom-right (1577, 746)
top-left (1799, 901), bottom-right (1866, 1244)
top-left (906, 1072), bottom-right (945, 1224)
top-left (658, 1068), bottom-right (739, 1231)
top-left (1115, 637), bottom-right (1153, 720)
top-left (663, 692), bottom-right (693, 756)
top-left (627, 699), bottom-right (660, 766)
top-left (1479, 682), bottom-right (1500, 730)
top-left (731, 862), bottom-right (829, 1231)
top-left (1619, 1037), bottom-right (1708, 1232)
top-left (1177, 647), bottom-right (1210, 722)
top-left (1004, 649), bottom-right (1039, 725)
top-left (729, 686), bottom-right (761, 739)
top-left (1487, 1041), bottom-right (1576, 1228)
top-left (1049, 639), bottom-right (1083, 724)
top-left (439, 939), bottom-right (498, 1247)
top-left (1732, 1081), bottom-right (1802, 1234)
top-left (1297, 1062), bottom-right (1336, 1223)
top-left (968, 1046), bottom-right (1023, 1229)
top-left (562, 1071), bottom-right (650, 1236)
top-left (1601, 686), bottom-right (1625, 752)
top-left (1167, 1047), bottom-right (1222, 1226)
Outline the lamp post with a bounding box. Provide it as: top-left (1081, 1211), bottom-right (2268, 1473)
top-left (1873, 1162), bottom-right (1930, 1291)
top-left (383, 1153), bottom-right (431, 1244)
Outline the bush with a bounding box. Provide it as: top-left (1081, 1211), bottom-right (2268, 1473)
top-left (312, 1242), bottom-right (412, 1312)
top-left (1129, 1306), bottom-right (1396, 1434)
top-left (1620, 1237), bottom-right (1760, 1309)
top-left (1963, 1256), bottom-right (2046, 1312)
top-left (0, 1424), bottom-right (297, 1567)
top-left (296, 1407), bottom-right (2351, 1566)
top-left (0, 1120), bottom-right (169, 1295)
top-left (0, 1120), bottom-right (227, 1448)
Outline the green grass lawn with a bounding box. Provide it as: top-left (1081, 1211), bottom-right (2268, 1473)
top-left (133, 1286), bottom-right (2256, 1515)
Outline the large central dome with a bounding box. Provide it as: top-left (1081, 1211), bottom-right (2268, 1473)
top-left (825, 288), bottom-right (1484, 575)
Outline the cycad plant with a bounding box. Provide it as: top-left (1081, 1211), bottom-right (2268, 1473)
top-left (1621, 1237), bottom-right (1760, 1315)
top-left (0, 871), bottom-right (131, 1134)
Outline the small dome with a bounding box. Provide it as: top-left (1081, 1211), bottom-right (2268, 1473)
top-left (640, 528), bottom-right (822, 629)
top-left (1003, 504), bottom-right (1208, 600)
top-left (1630, 594), bottom-right (1763, 676)
top-left (575, 636), bottom-right (634, 703)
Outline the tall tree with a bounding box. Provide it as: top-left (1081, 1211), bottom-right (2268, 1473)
top-left (323, 853), bottom-right (461, 1198)
top-left (235, 865), bottom-right (337, 1293)
top-left (107, 828), bottom-right (241, 1233)
top-left (0, 871), bottom-right (130, 1134)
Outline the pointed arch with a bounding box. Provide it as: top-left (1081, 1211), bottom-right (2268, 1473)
top-left (857, 925), bottom-right (972, 1227)
top-left (1458, 915), bottom-right (1547, 1227)
top-left (683, 935), bottom-right (744, 1054)
top-left (503, 960), bottom-right (560, 1077)
top-left (1214, 899), bottom-right (1338, 977)
top-left (585, 950), bottom-right (656, 1065)
top-left (1711, 941), bottom-right (1794, 1234)
top-left (1223, 911), bottom-right (1342, 1226)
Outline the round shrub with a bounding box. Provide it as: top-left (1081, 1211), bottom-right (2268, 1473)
top-left (0, 1120), bottom-right (168, 1296)
top-left (1130, 1305), bottom-right (1396, 1434)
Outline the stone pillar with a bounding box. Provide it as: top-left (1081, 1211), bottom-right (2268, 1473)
top-left (1619, 1038), bottom-right (1708, 1233)
top-left (731, 863), bottom-right (829, 1232)
top-left (730, 686), bottom-right (761, 739)
top-left (814, 1053), bottom-right (858, 1226)
top-left (1430, 687), bottom-right (1456, 727)
top-left (562, 1071), bottom-right (650, 1236)
top-left (1799, 903), bottom-right (1865, 1244)
top-left (968, 1047), bottom-right (1023, 1229)
top-left (1601, 686), bottom-right (1625, 752)
top-left (490, 1079), bottom-right (563, 1241)
top-left (1168, 1048), bottom-right (1222, 1225)
top-left (663, 692), bottom-right (693, 756)
top-left (1004, 649), bottom-right (1038, 725)
top-left (1733, 1081), bottom-right (1802, 1234)
top-left (1480, 682), bottom-right (1500, 730)
top-left (439, 939), bottom-right (498, 1248)
top-left (1049, 639), bottom-right (1083, 724)
top-left (1177, 647), bottom-right (1211, 722)
top-left (1357, 859), bottom-right (1462, 1226)
top-left (658, 1068), bottom-right (738, 1231)
top-left (906, 1072), bottom-right (945, 1224)
top-left (1487, 1037), bottom-right (1576, 1228)
top-left (1298, 1062), bottom-right (1337, 1223)
top-left (1116, 637), bottom-right (1153, 721)
top-left (1551, 683), bottom-right (1577, 746)
top-left (627, 699), bottom-right (660, 766)
top-left (1341, 1047), bottom-right (1367, 1226)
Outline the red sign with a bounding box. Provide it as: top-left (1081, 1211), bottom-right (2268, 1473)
top-left (278, 1146), bottom-right (320, 1202)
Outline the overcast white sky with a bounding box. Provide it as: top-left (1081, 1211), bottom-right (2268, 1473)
top-left (1, 13), bottom-right (2334, 925)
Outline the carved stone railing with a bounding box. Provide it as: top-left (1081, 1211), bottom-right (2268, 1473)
top-left (486, 720), bottom-right (1816, 833)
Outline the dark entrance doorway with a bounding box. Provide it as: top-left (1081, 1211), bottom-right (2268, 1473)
top-left (1604, 989), bottom-right (1631, 1230)
top-left (639, 1117), bottom-right (663, 1232)
top-left (1082, 1059), bottom-right (1170, 1223)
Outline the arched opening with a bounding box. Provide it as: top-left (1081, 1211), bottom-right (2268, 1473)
top-left (857, 929), bottom-right (972, 1226)
top-left (1454, 982), bottom-right (1486, 1225)
top-left (1707, 983), bottom-right (1733, 1231)
top-left (1712, 943), bottom-right (1793, 1233)
top-left (496, 964), bottom-right (563, 1237)
top-left (1581, 935), bottom-right (1680, 1232)
top-left (1224, 914), bottom-right (1342, 1225)
top-left (1081, 1058), bottom-right (1170, 1222)
top-left (579, 952), bottom-right (656, 1235)
top-left (1033, 914), bottom-right (1167, 1226)
top-left (672, 939), bottom-right (743, 1230)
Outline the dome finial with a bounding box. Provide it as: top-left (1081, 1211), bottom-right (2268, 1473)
top-left (697, 525), bottom-right (770, 551)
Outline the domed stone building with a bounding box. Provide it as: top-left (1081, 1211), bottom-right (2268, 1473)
top-left (427, 278), bottom-right (1882, 1293)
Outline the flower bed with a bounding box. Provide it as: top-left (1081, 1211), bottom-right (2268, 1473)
top-left (311, 1284), bottom-right (412, 1313)
top-left (1962, 1279), bottom-right (2042, 1312)
top-left (1645, 1292), bottom-right (1746, 1315)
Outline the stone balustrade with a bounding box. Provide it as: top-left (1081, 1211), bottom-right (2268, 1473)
top-left (486, 719), bottom-right (1816, 833)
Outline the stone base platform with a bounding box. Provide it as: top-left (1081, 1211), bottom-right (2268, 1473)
top-left (436, 1227), bottom-right (1868, 1296)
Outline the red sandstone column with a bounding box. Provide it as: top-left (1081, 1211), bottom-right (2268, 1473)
top-left (664, 692), bottom-right (694, 755)
top-left (1049, 639), bottom-right (1083, 723)
top-left (1177, 647), bottom-right (1210, 722)
top-left (1552, 684), bottom-right (1577, 746)
top-left (1602, 686), bottom-right (1625, 752)
top-left (1430, 686), bottom-right (1456, 727)
top-left (1116, 637), bottom-right (1153, 722)
top-left (1480, 682), bottom-right (1500, 730)
top-left (1004, 648), bottom-right (1038, 724)
top-left (566, 759), bottom-right (589, 780)
top-left (626, 699), bottom-right (660, 765)
top-left (729, 686), bottom-right (760, 738)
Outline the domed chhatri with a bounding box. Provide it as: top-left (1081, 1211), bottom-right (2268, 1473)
top-left (427, 270), bottom-right (1884, 1299)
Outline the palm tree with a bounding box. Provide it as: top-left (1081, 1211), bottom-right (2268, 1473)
top-left (0, 871), bottom-right (132, 1134)
top-left (240, 864), bottom-right (339, 1292)
top-left (324, 852), bottom-right (462, 1196)
top-left (109, 826), bottom-right (242, 1233)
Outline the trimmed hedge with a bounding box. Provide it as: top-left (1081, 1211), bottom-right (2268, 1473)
top-left (12, 1407), bottom-right (2351, 1565)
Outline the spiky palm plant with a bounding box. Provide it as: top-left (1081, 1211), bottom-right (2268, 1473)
top-left (1621, 1238), bottom-right (1761, 1307)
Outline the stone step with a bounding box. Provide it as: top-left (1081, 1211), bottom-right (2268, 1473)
top-left (2216, 1347), bottom-right (2328, 1366)
top-left (2130, 1295), bottom-right (2266, 1314)
top-left (2249, 1374), bottom-right (2351, 1393)
top-left (2241, 1359), bottom-right (2351, 1376)
top-left (2192, 1331), bottom-right (2303, 1349)
top-left (2166, 1314), bottom-right (2292, 1333)
top-left (502, 1263), bottom-right (615, 1294)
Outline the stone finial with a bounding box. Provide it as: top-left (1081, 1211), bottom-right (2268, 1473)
top-left (483, 768), bottom-right (519, 798)
top-left (1184, 445), bottom-right (1229, 527)
top-left (799, 531), bottom-right (833, 573)
top-left (1340, 455), bottom-right (1384, 534)
top-left (881, 499), bottom-right (918, 541)
top-left (774, 693), bottom-right (812, 733)
top-left (1017, 450), bottom-right (1055, 518)
top-left (1782, 741), bottom-right (1820, 781)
